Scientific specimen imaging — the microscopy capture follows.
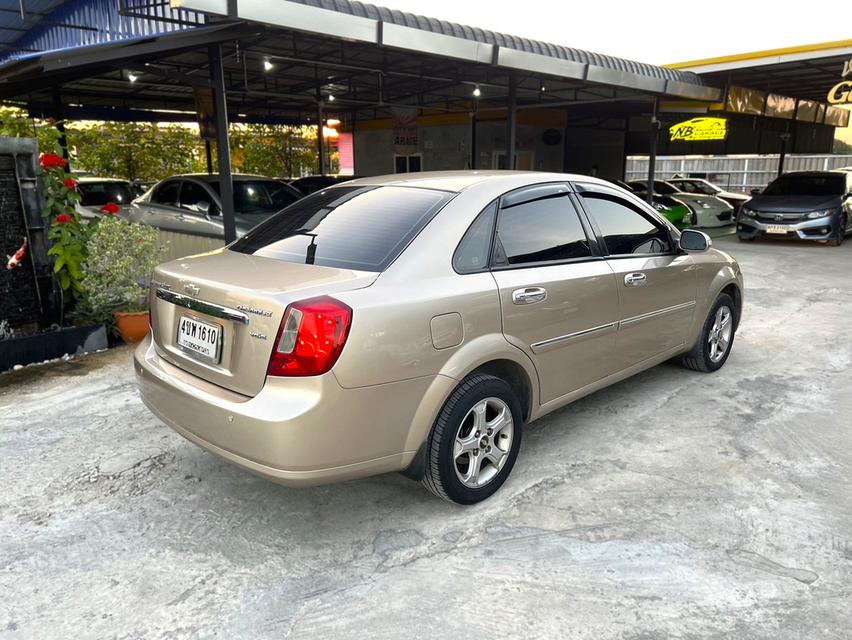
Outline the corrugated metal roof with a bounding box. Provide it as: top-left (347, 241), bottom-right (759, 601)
top-left (0, 0), bottom-right (204, 61)
top-left (289, 0), bottom-right (703, 86)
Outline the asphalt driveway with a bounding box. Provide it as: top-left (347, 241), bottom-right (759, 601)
top-left (1, 235), bottom-right (851, 639)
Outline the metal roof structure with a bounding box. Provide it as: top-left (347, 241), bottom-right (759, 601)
top-left (669, 39), bottom-right (852, 103)
top-left (0, 0), bottom-right (720, 123)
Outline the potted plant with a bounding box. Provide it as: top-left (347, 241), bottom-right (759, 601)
top-left (81, 215), bottom-right (165, 343)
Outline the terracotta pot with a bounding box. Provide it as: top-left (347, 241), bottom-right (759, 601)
top-left (113, 310), bottom-right (150, 344)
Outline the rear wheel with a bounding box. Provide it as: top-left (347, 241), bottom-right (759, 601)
top-left (422, 374), bottom-right (523, 504)
top-left (681, 293), bottom-right (737, 373)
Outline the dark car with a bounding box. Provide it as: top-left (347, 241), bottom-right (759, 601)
top-left (289, 175), bottom-right (359, 195)
top-left (737, 171), bottom-right (852, 246)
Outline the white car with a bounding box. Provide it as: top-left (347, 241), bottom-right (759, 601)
top-left (629, 180), bottom-right (734, 228)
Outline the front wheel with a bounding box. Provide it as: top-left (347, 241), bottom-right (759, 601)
top-left (681, 293), bottom-right (737, 373)
top-left (827, 214), bottom-right (846, 247)
top-left (422, 374), bottom-right (523, 504)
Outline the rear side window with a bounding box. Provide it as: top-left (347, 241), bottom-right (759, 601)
top-left (453, 202), bottom-right (497, 273)
top-left (493, 193), bottom-right (591, 266)
top-left (230, 186), bottom-right (452, 272)
top-left (78, 182), bottom-right (134, 206)
top-left (580, 193), bottom-right (672, 256)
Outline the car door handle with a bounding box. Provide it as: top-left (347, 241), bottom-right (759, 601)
top-left (512, 287), bottom-right (547, 305)
top-left (624, 272), bottom-right (647, 287)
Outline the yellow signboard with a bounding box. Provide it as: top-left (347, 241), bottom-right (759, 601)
top-left (669, 117), bottom-right (728, 142)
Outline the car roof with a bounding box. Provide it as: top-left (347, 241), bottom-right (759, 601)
top-left (77, 176), bottom-right (131, 183)
top-left (173, 173), bottom-right (285, 183)
top-left (342, 170), bottom-right (617, 193)
top-left (777, 171), bottom-right (848, 177)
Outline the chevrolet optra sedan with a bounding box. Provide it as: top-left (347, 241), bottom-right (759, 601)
top-left (135, 172), bottom-right (743, 504)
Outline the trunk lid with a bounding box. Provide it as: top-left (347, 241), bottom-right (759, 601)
top-left (149, 249), bottom-right (377, 396)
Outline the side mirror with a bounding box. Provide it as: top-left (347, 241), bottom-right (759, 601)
top-left (196, 200), bottom-right (211, 216)
top-left (680, 229), bottom-right (711, 252)
top-left (750, 188), bottom-right (761, 196)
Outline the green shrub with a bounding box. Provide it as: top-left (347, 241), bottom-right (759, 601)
top-left (82, 217), bottom-right (166, 316)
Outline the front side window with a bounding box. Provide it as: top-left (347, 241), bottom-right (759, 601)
top-left (580, 193), bottom-right (672, 256)
top-left (230, 185), bottom-right (452, 272)
top-left (152, 181), bottom-right (179, 206)
top-left (493, 193), bottom-right (592, 266)
top-left (180, 181), bottom-right (214, 213)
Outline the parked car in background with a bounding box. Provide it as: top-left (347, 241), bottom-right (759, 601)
top-left (128, 174), bottom-right (303, 260)
top-left (737, 171), bottom-right (851, 246)
top-left (135, 171), bottom-right (743, 504)
top-left (76, 177), bottom-right (135, 219)
top-left (667, 177), bottom-right (750, 211)
top-left (629, 179), bottom-right (734, 228)
top-left (289, 174), bottom-right (360, 195)
top-left (609, 179), bottom-right (693, 227)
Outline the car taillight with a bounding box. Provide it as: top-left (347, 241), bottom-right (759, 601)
top-left (267, 296), bottom-right (352, 377)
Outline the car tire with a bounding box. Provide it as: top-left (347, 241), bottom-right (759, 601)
top-left (681, 293), bottom-right (737, 373)
top-left (737, 235), bottom-right (755, 242)
top-left (828, 214), bottom-right (846, 247)
top-left (422, 374), bottom-right (523, 505)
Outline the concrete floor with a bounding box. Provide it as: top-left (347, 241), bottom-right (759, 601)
top-left (1, 235), bottom-right (851, 639)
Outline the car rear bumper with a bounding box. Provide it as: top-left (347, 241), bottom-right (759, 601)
top-left (134, 335), bottom-right (440, 486)
top-left (736, 215), bottom-right (839, 241)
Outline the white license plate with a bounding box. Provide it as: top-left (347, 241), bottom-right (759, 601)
top-left (766, 224), bottom-right (788, 234)
top-left (177, 316), bottom-right (222, 362)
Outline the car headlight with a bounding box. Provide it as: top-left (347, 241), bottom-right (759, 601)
top-left (741, 207), bottom-right (757, 218)
top-left (805, 209), bottom-right (835, 219)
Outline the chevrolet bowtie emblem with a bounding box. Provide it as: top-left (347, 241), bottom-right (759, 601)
top-left (184, 283), bottom-right (200, 296)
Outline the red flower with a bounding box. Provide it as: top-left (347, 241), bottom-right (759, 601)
top-left (55, 213), bottom-right (73, 224)
top-left (39, 153), bottom-right (67, 169)
top-left (100, 202), bottom-right (120, 215)
top-left (64, 177), bottom-right (78, 190)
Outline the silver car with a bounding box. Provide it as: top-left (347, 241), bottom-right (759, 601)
top-left (127, 173), bottom-right (303, 260)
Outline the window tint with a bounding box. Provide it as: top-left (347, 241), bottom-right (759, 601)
top-left (453, 202), bottom-right (497, 273)
top-left (209, 180), bottom-right (302, 214)
top-left (494, 194), bottom-right (591, 266)
top-left (78, 181), bottom-right (134, 206)
top-left (581, 193), bottom-right (672, 255)
top-left (152, 181), bottom-right (179, 206)
top-left (180, 181), bottom-right (213, 212)
top-left (230, 186), bottom-right (452, 272)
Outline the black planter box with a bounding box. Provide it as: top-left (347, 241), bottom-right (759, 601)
top-left (0, 325), bottom-right (108, 373)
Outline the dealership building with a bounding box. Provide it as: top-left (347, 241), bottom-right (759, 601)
top-left (0, 0), bottom-right (849, 236)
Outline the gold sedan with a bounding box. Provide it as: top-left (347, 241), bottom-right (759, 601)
top-left (135, 172), bottom-right (743, 504)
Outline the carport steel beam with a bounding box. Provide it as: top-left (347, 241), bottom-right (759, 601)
top-left (171, 0), bottom-right (721, 102)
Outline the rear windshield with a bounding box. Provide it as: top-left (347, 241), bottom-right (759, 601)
top-left (209, 180), bottom-right (302, 214)
top-left (78, 181), bottom-right (134, 206)
top-left (763, 174), bottom-right (845, 197)
top-left (230, 185), bottom-right (453, 271)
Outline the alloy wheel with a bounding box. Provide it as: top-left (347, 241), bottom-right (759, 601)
top-left (708, 305), bottom-right (733, 363)
top-left (453, 397), bottom-right (514, 488)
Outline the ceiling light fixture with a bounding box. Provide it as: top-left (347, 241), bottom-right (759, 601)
top-left (327, 94), bottom-right (335, 102)
top-left (263, 57), bottom-right (274, 72)
top-left (472, 85), bottom-right (481, 98)
top-left (128, 72), bottom-right (139, 83)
